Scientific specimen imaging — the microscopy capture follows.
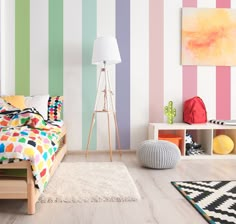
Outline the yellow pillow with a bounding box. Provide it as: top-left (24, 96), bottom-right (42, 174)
top-left (2, 96), bottom-right (26, 109)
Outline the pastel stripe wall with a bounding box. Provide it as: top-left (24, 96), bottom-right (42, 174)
top-left (216, 0), bottom-right (231, 120)
top-left (49, 0), bottom-right (63, 97)
top-left (231, 1), bottom-right (236, 120)
top-left (1, 0), bottom-right (236, 150)
top-left (164, 0), bottom-right (183, 122)
top-left (116, 0), bottom-right (130, 149)
top-left (149, 0), bottom-right (164, 123)
top-left (130, 0), bottom-right (149, 149)
top-left (82, 0), bottom-right (97, 150)
top-left (197, 0), bottom-right (216, 120)
top-left (163, 0), bottom-right (236, 124)
top-left (64, 0), bottom-right (82, 150)
top-left (96, 0), bottom-right (116, 150)
top-left (15, 0), bottom-right (30, 96)
top-left (30, 0), bottom-right (48, 95)
top-left (1, 0), bottom-right (15, 96)
top-left (182, 0), bottom-right (197, 106)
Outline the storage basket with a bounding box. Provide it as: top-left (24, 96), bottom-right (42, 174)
top-left (158, 134), bottom-right (182, 148)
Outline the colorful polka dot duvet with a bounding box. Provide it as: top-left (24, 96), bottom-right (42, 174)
top-left (0, 108), bottom-right (62, 192)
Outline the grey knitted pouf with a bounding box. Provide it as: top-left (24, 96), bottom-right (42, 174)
top-left (137, 140), bottom-right (181, 169)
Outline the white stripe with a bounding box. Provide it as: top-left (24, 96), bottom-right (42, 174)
top-left (228, 0), bottom-right (236, 119)
top-left (197, 67), bottom-right (216, 120)
top-left (164, 0), bottom-right (182, 122)
top-left (1, 0), bottom-right (15, 95)
top-left (96, 0), bottom-right (116, 150)
top-left (231, 67), bottom-right (236, 119)
top-left (232, 1), bottom-right (236, 8)
top-left (64, 0), bottom-right (82, 150)
top-left (30, 0), bottom-right (48, 95)
top-left (197, 0), bottom-right (215, 8)
top-left (130, 0), bottom-right (149, 149)
top-left (197, 0), bottom-right (216, 121)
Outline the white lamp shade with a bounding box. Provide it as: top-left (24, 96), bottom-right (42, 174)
top-left (92, 36), bottom-right (121, 65)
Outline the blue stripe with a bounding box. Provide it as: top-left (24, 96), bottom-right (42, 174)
top-left (116, 0), bottom-right (130, 149)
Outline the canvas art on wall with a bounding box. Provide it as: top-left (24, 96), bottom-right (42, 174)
top-left (182, 8), bottom-right (236, 66)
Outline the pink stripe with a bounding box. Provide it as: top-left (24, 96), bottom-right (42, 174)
top-left (216, 0), bottom-right (230, 8)
top-left (216, 67), bottom-right (231, 120)
top-left (149, 0), bottom-right (164, 122)
top-left (182, 66), bottom-right (197, 102)
top-left (216, 0), bottom-right (231, 120)
top-left (182, 0), bottom-right (197, 104)
top-left (182, 0), bottom-right (197, 7)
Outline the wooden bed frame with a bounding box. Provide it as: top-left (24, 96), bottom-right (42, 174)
top-left (0, 128), bottom-right (67, 215)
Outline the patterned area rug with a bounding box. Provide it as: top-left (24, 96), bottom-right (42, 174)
top-left (39, 162), bottom-right (141, 203)
top-left (172, 181), bottom-right (236, 224)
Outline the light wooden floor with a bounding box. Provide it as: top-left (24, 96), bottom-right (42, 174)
top-left (1, 152), bottom-right (236, 224)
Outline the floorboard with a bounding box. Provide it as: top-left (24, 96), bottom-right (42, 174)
top-left (1, 152), bottom-right (235, 224)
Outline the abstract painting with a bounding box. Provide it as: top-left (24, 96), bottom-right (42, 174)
top-left (182, 8), bottom-right (236, 66)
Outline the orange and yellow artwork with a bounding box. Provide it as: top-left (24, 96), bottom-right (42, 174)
top-left (182, 8), bottom-right (236, 66)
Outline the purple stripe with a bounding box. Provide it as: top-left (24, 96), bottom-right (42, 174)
top-left (116, 0), bottom-right (130, 149)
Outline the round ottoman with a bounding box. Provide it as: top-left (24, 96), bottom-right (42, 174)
top-left (137, 140), bottom-right (181, 169)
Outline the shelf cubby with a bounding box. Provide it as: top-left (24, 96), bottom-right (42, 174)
top-left (148, 123), bottom-right (236, 159)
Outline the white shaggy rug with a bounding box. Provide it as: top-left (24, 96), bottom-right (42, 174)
top-left (39, 162), bottom-right (141, 203)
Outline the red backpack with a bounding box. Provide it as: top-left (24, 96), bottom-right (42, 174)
top-left (183, 96), bottom-right (207, 124)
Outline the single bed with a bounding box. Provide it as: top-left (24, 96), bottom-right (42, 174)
top-left (0, 96), bottom-right (67, 214)
top-left (0, 128), bottom-right (67, 214)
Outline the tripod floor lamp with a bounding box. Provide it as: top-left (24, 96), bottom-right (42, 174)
top-left (86, 36), bottom-right (122, 161)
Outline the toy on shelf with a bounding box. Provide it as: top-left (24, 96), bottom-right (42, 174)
top-left (213, 135), bottom-right (234, 154)
top-left (164, 101), bottom-right (176, 124)
top-left (185, 133), bottom-right (205, 156)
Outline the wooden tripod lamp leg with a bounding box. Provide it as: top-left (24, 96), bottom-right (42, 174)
top-left (86, 112), bottom-right (96, 158)
top-left (107, 112), bottom-right (112, 161)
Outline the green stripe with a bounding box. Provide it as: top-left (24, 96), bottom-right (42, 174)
top-left (49, 0), bottom-right (63, 96)
top-left (15, 0), bottom-right (30, 95)
top-left (82, 0), bottom-right (97, 150)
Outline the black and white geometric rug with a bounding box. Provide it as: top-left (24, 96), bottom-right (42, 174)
top-left (172, 181), bottom-right (236, 224)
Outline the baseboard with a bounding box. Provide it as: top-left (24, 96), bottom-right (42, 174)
top-left (67, 149), bottom-right (136, 154)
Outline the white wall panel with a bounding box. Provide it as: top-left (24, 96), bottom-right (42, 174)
top-left (198, 0), bottom-right (215, 8)
top-left (197, 67), bottom-right (216, 120)
top-left (130, 0), bottom-right (149, 149)
top-left (30, 0), bottom-right (48, 95)
top-left (197, 0), bottom-right (216, 121)
top-left (64, 0), bottom-right (82, 150)
top-left (96, 0), bottom-right (116, 150)
top-left (164, 0), bottom-right (183, 122)
top-left (1, 0), bottom-right (15, 95)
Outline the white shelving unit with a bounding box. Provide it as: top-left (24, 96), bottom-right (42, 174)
top-left (148, 123), bottom-right (236, 159)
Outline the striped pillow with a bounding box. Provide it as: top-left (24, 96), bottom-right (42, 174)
top-left (48, 96), bottom-right (63, 121)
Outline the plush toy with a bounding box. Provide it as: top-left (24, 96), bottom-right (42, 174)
top-left (213, 135), bottom-right (234, 155)
top-left (185, 133), bottom-right (204, 155)
top-left (164, 101), bottom-right (176, 124)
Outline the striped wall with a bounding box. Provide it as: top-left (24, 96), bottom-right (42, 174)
top-left (163, 0), bottom-right (236, 123)
top-left (116, 0), bottom-right (130, 149)
top-left (15, 0), bottom-right (30, 95)
top-left (96, 0), bottom-right (116, 150)
top-left (1, 0), bottom-right (236, 150)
